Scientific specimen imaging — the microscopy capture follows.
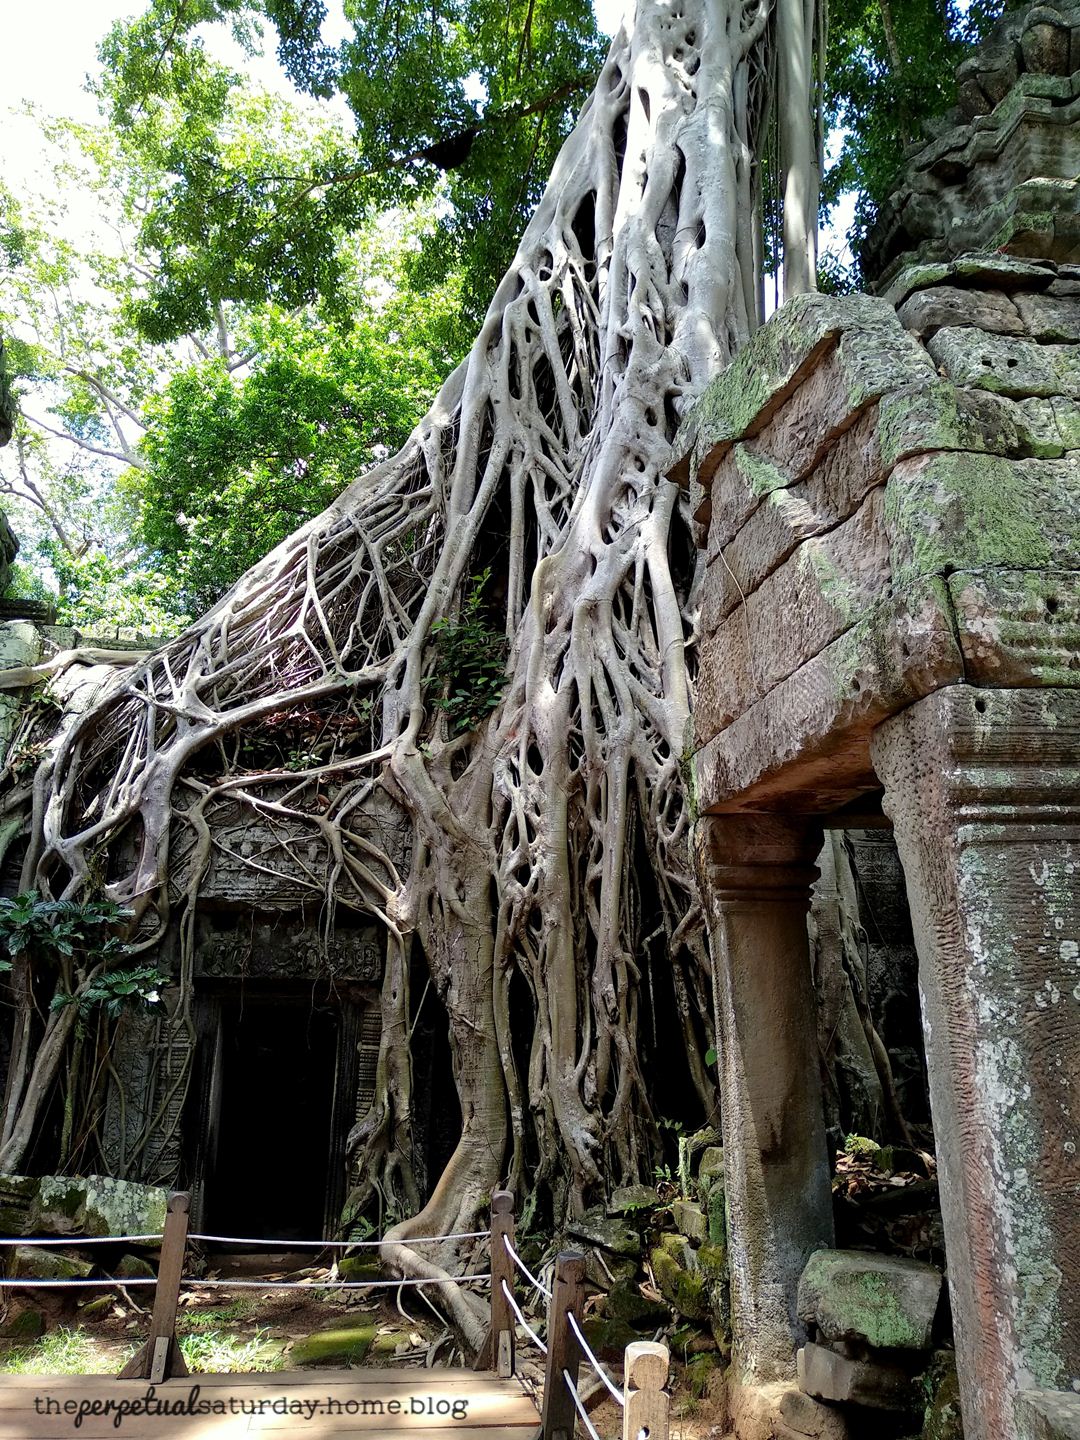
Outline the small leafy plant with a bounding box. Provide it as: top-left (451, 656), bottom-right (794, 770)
top-left (0, 893), bottom-right (132, 969)
top-left (51, 963), bottom-right (168, 1019)
top-left (428, 569), bottom-right (508, 734)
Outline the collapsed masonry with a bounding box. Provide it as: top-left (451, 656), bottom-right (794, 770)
top-left (673, 8), bottom-right (1080, 1439)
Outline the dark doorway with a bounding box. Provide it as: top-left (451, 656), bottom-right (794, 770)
top-left (206, 996), bottom-right (338, 1241)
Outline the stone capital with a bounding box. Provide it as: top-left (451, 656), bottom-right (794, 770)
top-left (695, 813), bottom-right (824, 906)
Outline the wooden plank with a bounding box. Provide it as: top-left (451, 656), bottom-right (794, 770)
top-left (0, 1371), bottom-right (539, 1439)
top-left (0, 1369), bottom-right (528, 1391)
top-left (0, 1424), bottom-right (531, 1440)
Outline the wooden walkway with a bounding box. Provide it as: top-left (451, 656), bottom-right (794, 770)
top-left (0, 1368), bottom-right (540, 1439)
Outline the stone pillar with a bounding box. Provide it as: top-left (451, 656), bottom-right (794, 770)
top-left (695, 814), bottom-right (835, 1385)
top-left (871, 688), bottom-right (1080, 1440)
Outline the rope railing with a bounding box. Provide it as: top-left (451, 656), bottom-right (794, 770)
top-left (188, 1230), bottom-right (489, 1247)
top-left (0, 1233), bottom-right (163, 1246)
top-left (0, 1186), bottom-right (674, 1439)
top-left (182, 1274), bottom-right (492, 1291)
top-left (500, 1276), bottom-right (548, 1355)
top-left (503, 1232), bottom-right (553, 1300)
top-left (568, 1310), bottom-right (625, 1407)
top-left (564, 1369), bottom-right (604, 1440)
top-left (0, 1276), bottom-right (159, 1287)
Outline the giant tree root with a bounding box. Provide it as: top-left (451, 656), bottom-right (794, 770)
top-left (2, 0), bottom-right (818, 1298)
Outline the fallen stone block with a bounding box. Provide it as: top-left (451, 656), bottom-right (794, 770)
top-left (672, 1199), bottom-right (707, 1243)
top-left (567, 1209), bottom-right (640, 1257)
top-left (779, 1385), bottom-right (850, 1440)
top-left (1016, 1390), bottom-right (1080, 1440)
top-left (797, 1341), bottom-right (916, 1410)
top-left (608, 1184), bottom-right (656, 1216)
top-left (12, 1246), bottom-right (93, 1281)
top-left (798, 1248), bottom-right (942, 1350)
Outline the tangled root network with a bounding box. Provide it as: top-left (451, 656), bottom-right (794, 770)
top-left (8, 0), bottom-right (800, 1320)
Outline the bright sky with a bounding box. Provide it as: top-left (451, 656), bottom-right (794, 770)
top-left (0, 0), bottom-right (624, 125)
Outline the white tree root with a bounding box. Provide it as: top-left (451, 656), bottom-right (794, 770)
top-left (2, 0), bottom-right (818, 1329)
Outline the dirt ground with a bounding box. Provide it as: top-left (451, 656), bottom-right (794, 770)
top-left (0, 1250), bottom-right (732, 1438)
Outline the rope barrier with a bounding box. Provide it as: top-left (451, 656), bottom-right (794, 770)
top-left (568, 1311), bottom-right (626, 1407)
top-left (0, 1277), bottom-right (158, 1288)
top-left (187, 1230), bottom-right (490, 1248)
top-left (500, 1277), bottom-right (548, 1356)
top-left (563, 1368), bottom-right (604, 1440)
top-left (502, 1234), bottom-right (553, 1301)
top-left (0, 1235), bottom-right (162, 1247)
top-left (181, 1273), bottom-right (493, 1291)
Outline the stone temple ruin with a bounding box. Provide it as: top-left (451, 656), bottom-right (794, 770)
top-left (0, 6), bottom-right (1077, 1440)
top-left (673, 7), bottom-right (1080, 1438)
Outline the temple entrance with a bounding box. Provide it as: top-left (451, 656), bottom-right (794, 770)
top-left (190, 987), bottom-right (357, 1241)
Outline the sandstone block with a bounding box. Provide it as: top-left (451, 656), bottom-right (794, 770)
top-left (1014, 290), bottom-right (1080, 341)
top-left (694, 578), bottom-right (963, 811)
top-left (885, 452), bottom-right (1080, 584)
top-left (798, 1248), bottom-right (942, 1351)
top-left (779, 1385), bottom-right (851, 1440)
top-left (797, 1342), bottom-right (916, 1410)
top-left (672, 1199), bottom-right (707, 1244)
top-left (897, 285), bottom-right (1024, 338)
top-left (698, 488), bottom-right (891, 737)
top-left (947, 568), bottom-right (1080, 685)
top-left (12, 1246), bottom-right (93, 1281)
top-left (670, 293), bottom-right (904, 485)
top-left (703, 411), bottom-right (885, 626)
top-left (698, 1146), bottom-right (725, 1183)
top-left (608, 1184), bottom-right (657, 1216)
top-left (567, 1210), bottom-right (640, 1257)
top-left (1016, 1390), bottom-right (1080, 1440)
top-left (30, 1174), bottom-right (167, 1240)
top-left (927, 326), bottom-right (1080, 398)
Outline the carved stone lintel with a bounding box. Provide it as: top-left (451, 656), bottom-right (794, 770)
top-left (694, 813), bottom-right (833, 1388)
top-left (872, 687), bottom-right (1080, 1440)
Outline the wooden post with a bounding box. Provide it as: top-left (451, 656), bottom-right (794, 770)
top-left (118, 1190), bottom-right (190, 1381)
top-left (490, 1190), bottom-right (516, 1376)
top-left (540, 1250), bottom-right (585, 1440)
top-left (623, 1341), bottom-right (670, 1440)
top-left (474, 1191), bottom-right (516, 1373)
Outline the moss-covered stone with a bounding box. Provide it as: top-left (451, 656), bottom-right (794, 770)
top-left (606, 1280), bottom-right (670, 1330)
top-left (115, 1254), bottom-right (156, 1280)
top-left (1, 1307), bottom-right (44, 1339)
top-left (12, 1246), bottom-right (93, 1281)
top-left (290, 1319), bottom-right (393, 1367)
top-left (919, 1350), bottom-right (963, 1440)
top-left (798, 1249), bottom-right (942, 1351)
top-left (78, 1296), bottom-right (113, 1320)
top-left (28, 1175), bottom-right (167, 1239)
top-left (336, 1256), bottom-right (382, 1282)
top-left (685, 1350), bottom-right (721, 1399)
top-left (567, 1210), bottom-right (641, 1257)
top-left (652, 1238), bottom-right (709, 1322)
top-left (608, 1185), bottom-right (657, 1217)
top-left (581, 1316), bottom-right (639, 1361)
top-left (671, 293), bottom-right (901, 483)
top-left (886, 452), bottom-right (1080, 583)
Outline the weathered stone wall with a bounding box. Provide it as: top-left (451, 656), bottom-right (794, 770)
top-left (675, 261), bottom-right (1080, 818)
top-left (678, 17), bottom-right (1080, 1429)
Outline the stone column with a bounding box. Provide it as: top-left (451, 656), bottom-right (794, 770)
top-left (871, 688), bottom-right (1080, 1440)
top-left (695, 814), bottom-right (835, 1385)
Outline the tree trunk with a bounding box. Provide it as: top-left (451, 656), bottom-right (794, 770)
top-left (6, 0), bottom-right (819, 1252)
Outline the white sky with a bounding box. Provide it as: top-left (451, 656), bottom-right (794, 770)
top-left (0, 0), bottom-right (623, 126)
top-left (0, 0), bottom-right (849, 276)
